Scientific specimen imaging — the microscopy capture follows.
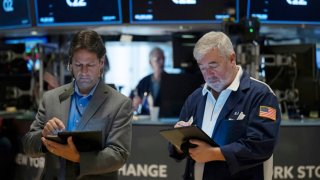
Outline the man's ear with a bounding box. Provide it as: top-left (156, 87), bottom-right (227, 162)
top-left (67, 63), bottom-right (70, 71)
top-left (100, 55), bottom-right (105, 66)
top-left (67, 57), bottom-right (72, 71)
top-left (230, 53), bottom-right (236, 64)
top-left (67, 61), bottom-right (74, 78)
top-left (100, 56), bottom-right (105, 76)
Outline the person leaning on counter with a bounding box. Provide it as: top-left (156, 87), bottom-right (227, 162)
top-left (23, 30), bottom-right (132, 180)
top-left (169, 31), bottom-right (281, 180)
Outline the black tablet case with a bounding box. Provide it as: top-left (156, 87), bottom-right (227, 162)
top-left (45, 130), bottom-right (103, 152)
top-left (159, 125), bottom-right (219, 150)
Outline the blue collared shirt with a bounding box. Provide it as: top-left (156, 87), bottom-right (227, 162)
top-left (67, 81), bottom-right (99, 131)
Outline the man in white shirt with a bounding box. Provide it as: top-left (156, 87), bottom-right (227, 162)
top-left (169, 31), bottom-right (281, 180)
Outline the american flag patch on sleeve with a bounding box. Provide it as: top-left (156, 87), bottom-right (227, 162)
top-left (259, 106), bottom-right (276, 121)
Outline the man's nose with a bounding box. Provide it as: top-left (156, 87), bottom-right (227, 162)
top-left (204, 68), bottom-right (215, 75)
top-left (80, 65), bottom-right (89, 73)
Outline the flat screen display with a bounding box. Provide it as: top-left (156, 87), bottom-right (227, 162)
top-left (35, 0), bottom-right (122, 26)
top-left (172, 32), bottom-right (202, 72)
top-left (0, 0), bottom-right (31, 29)
top-left (316, 48), bottom-right (320, 70)
top-left (130, 0), bottom-right (238, 24)
top-left (248, 0), bottom-right (320, 24)
top-left (159, 73), bottom-right (204, 118)
top-left (261, 44), bottom-right (318, 117)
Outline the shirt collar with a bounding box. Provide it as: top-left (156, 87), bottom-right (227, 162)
top-left (74, 80), bottom-right (100, 97)
top-left (227, 65), bottom-right (243, 91)
top-left (202, 65), bottom-right (243, 96)
top-left (202, 84), bottom-right (211, 96)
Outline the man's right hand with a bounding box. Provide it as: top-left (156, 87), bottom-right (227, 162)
top-left (42, 117), bottom-right (65, 137)
top-left (173, 119), bottom-right (193, 153)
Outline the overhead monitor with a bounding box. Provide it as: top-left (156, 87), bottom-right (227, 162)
top-left (130, 0), bottom-right (239, 24)
top-left (316, 48), bottom-right (320, 70)
top-left (35, 0), bottom-right (122, 26)
top-left (247, 0), bottom-right (320, 24)
top-left (0, 0), bottom-right (31, 29)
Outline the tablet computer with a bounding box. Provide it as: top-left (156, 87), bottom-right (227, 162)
top-left (159, 125), bottom-right (219, 149)
top-left (45, 130), bottom-right (103, 152)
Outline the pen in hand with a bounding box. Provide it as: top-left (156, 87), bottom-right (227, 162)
top-left (174, 116), bottom-right (194, 128)
top-left (172, 116), bottom-right (194, 153)
top-left (187, 116), bottom-right (193, 125)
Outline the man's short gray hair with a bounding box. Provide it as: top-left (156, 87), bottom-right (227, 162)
top-left (193, 31), bottom-right (235, 61)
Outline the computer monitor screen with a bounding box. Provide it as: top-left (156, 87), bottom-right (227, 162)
top-left (248, 0), bottom-right (320, 24)
top-left (130, 0), bottom-right (239, 24)
top-left (5, 37), bottom-right (48, 53)
top-left (261, 44), bottom-right (319, 117)
top-left (316, 48), bottom-right (320, 70)
top-left (261, 44), bottom-right (316, 80)
top-left (0, 0), bottom-right (31, 29)
top-left (172, 32), bottom-right (202, 72)
top-left (5, 37), bottom-right (48, 71)
top-left (35, 0), bottom-right (122, 26)
top-left (159, 73), bottom-right (204, 118)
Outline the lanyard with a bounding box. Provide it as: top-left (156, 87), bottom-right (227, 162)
top-left (75, 95), bottom-right (84, 117)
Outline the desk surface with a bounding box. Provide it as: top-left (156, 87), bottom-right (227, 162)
top-left (133, 116), bottom-right (320, 126)
top-left (280, 119), bottom-right (320, 126)
top-left (1, 112), bottom-right (319, 126)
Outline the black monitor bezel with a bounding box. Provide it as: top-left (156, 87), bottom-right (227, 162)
top-left (0, 0), bottom-right (32, 29)
top-left (34, 0), bottom-right (123, 26)
top-left (247, 0), bottom-right (320, 25)
top-left (129, 0), bottom-right (239, 24)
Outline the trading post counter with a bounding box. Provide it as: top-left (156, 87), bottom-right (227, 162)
top-left (120, 119), bottom-right (320, 180)
top-left (1, 113), bottom-right (320, 180)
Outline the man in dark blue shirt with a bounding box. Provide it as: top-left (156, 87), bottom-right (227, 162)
top-left (169, 31), bottom-right (281, 180)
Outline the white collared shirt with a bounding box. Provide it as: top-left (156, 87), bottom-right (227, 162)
top-left (194, 66), bottom-right (243, 180)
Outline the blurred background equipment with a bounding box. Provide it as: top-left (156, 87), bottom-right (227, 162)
top-left (0, 44), bottom-right (32, 110)
top-left (260, 44), bottom-right (319, 119)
